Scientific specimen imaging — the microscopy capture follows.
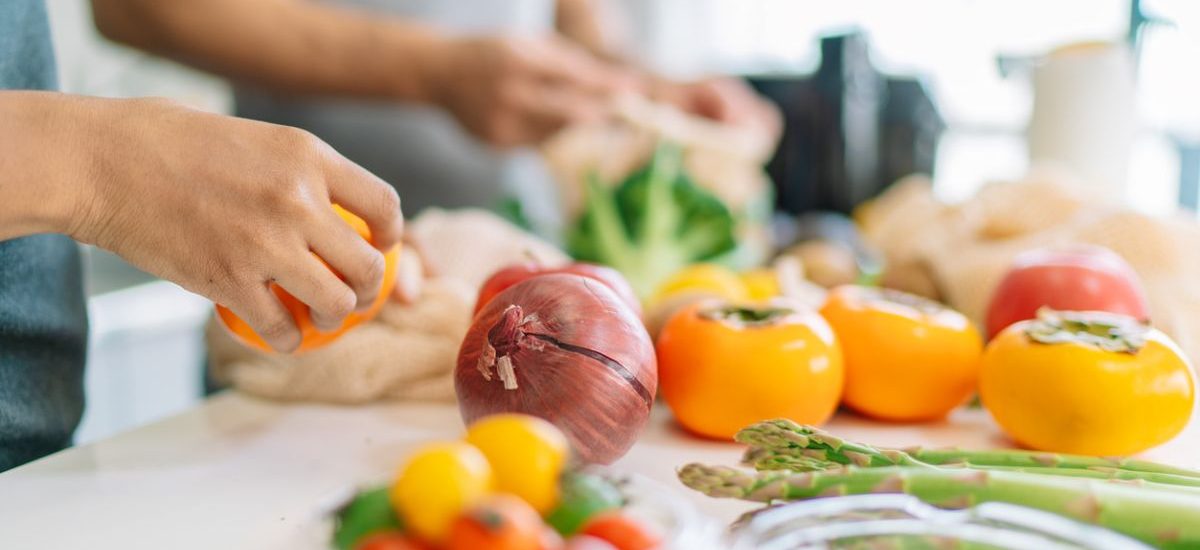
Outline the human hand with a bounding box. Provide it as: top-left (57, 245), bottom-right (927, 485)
top-left (59, 97), bottom-right (403, 352)
top-left (656, 77), bottom-right (783, 141)
top-left (425, 33), bottom-right (637, 147)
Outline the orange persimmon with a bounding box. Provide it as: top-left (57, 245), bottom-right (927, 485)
top-left (216, 204), bottom-right (399, 353)
top-left (656, 301), bottom-right (843, 440)
top-left (819, 285), bottom-right (981, 422)
top-left (981, 309), bottom-right (1194, 456)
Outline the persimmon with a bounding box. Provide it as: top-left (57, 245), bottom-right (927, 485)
top-left (820, 285), bottom-right (981, 422)
top-left (216, 204), bottom-right (400, 353)
top-left (656, 300), bottom-right (843, 440)
top-left (981, 309), bottom-right (1194, 455)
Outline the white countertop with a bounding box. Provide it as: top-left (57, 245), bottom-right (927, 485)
top-left (0, 393), bottom-right (1196, 549)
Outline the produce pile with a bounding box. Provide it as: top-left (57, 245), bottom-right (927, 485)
top-left (445, 157), bottom-right (1198, 548)
top-left (679, 420), bottom-right (1200, 548)
top-left (204, 150), bottom-right (1200, 549)
top-left (647, 253), bottom-right (1193, 456)
top-left (332, 413), bottom-right (664, 550)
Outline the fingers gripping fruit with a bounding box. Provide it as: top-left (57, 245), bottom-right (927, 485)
top-left (217, 204), bottom-right (400, 352)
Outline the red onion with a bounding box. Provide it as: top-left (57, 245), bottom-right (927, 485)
top-left (456, 273), bottom-right (657, 464)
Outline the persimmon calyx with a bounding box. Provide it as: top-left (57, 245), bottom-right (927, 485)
top-left (699, 305), bottom-right (797, 328)
top-left (1024, 307), bottom-right (1148, 354)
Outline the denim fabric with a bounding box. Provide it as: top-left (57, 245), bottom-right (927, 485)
top-left (0, 0), bottom-right (89, 472)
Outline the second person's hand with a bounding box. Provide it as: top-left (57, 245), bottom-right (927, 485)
top-left (424, 33), bottom-right (638, 147)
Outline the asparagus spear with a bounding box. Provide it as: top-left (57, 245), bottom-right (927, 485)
top-left (745, 448), bottom-right (1200, 491)
top-left (678, 463), bottom-right (1200, 548)
top-left (737, 419), bottom-right (1200, 480)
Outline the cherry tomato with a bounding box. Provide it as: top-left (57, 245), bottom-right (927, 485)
top-left (657, 300), bottom-right (843, 440)
top-left (446, 495), bottom-right (544, 550)
top-left (740, 268), bottom-right (781, 301)
top-left (216, 204), bottom-right (400, 353)
top-left (355, 532), bottom-right (427, 550)
top-left (980, 309), bottom-right (1194, 455)
top-left (391, 442), bottom-right (494, 543)
top-left (820, 285), bottom-right (982, 421)
top-left (545, 472), bottom-right (624, 536)
top-left (984, 245), bottom-right (1148, 340)
top-left (579, 513), bottom-right (662, 550)
top-left (476, 263), bottom-right (641, 317)
top-left (651, 264), bottom-right (749, 306)
top-left (464, 414), bottom-right (570, 514)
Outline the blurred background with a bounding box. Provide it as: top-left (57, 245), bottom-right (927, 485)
top-left (48, 0), bottom-right (1200, 442)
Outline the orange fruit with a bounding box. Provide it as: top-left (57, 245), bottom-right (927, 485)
top-left (216, 204), bottom-right (399, 353)
top-left (656, 301), bottom-right (844, 440)
top-left (820, 285), bottom-right (981, 422)
top-left (981, 309), bottom-right (1194, 455)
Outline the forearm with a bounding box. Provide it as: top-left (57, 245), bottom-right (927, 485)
top-left (0, 91), bottom-right (94, 241)
top-left (555, 0), bottom-right (624, 61)
top-left (91, 0), bottom-right (447, 102)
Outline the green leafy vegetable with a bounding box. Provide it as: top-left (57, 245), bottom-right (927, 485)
top-left (333, 485), bottom-right (403, 550)
top-left (566, 144), bottom-right (739, 298)
top-left (545, 471), bottom-right (624, 536)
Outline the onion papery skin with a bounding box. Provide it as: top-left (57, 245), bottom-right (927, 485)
top-left (456, 273), bottom-right (657, 464)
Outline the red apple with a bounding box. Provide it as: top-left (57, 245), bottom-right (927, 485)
top-left (984, 245), bottom-right (1149, 340)
top-left (474, 263), bottom-right (642, 317)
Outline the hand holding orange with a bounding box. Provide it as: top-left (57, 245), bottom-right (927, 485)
top-left (216, 204), bottom-right (400, 353)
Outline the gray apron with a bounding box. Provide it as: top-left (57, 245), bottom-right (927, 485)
top-left (0, 0), bottom-right (88, 472)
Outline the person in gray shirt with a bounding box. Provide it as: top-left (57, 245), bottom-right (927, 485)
top-left (0, 0), bottom-right (403, 471)
top-left (93, 0), bottom-right (781, 216)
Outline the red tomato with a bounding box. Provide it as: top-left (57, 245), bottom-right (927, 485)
top-left (579, 513), bottom-right (662, 550)
top-left (475, 263), bottom-right (641, 317)
top-left (984, 245), bottom-right (1148, 340)
top-left (446, 495), bottom-right (545, 550)
top-left (356, 532), bottom-right (428, 550)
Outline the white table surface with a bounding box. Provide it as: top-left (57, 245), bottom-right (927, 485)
top-left (0, 393), bottom-right (1196, 549)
